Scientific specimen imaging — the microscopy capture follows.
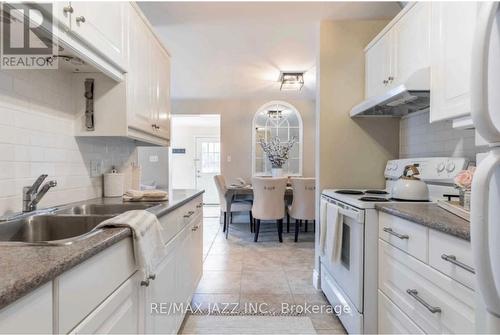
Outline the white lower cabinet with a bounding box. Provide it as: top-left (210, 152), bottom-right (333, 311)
top-left (0, 283), bottom-right (52, 334)
top-left (71, 272), bottom-right (141, 334)
top-left (0, 196), bottom-right (203, 334)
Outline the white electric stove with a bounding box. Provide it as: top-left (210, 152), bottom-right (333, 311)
top-left (319, 157), bottom-right (469, 334)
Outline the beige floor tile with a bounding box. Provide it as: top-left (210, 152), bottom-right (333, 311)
top-left (196, 271), bottom-right (241, 294)
top-left (203, 254), bottom-right (244, 271)
top-left (240, 271), bottom-right (291, 295)
top-left (239, 293), bottom-right (294, 314)
top-left (285, 270), bottom-right (319, 294)
top-left (309, 314), bottom-right (346, 333)
top-left (190, 293), bottom-right (240, 312)
top-left (242, 253), bottom-right (284, 273)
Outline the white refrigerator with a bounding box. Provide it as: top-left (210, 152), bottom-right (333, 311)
top-left (471, 2), bottom-right (500, 333)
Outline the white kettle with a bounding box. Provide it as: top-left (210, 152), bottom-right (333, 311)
top-left (391, 165), bottom-right (429, 201)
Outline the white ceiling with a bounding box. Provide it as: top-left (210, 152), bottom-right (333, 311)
top-left (139, 2), bottom-right (401, 100)
top-left (172, 114), bottom-right (220, 128)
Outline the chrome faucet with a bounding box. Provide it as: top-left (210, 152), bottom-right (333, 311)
top-left (23, 175), bottom-right (57, 212)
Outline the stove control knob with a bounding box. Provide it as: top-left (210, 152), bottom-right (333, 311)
top-left (446, 161), bottom-right (456, 173)
top-left (437, 162), bottom-right (445, 173)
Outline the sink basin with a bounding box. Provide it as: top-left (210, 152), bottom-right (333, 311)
top-left (0, 215), bottom-right (110, 245)
top-left (56, 203), bottom-right (159, 216)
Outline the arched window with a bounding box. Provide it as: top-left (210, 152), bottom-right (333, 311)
top-left (252, 101), bottom-right (303, 176)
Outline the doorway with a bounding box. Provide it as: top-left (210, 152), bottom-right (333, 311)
top-left (171, 115), bottom-right (221, 205)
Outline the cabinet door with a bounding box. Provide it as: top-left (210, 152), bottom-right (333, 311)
top-left (127, 6), bottom-right (155, 136)
top-left (70, 1), bottom-right (127, 70)
top-left (156, 50), bottom-right (172, 142)
top-left (71, 272), bottom-right (141, 334)
top-left (392, 2), bottom-right (430, 87)
top-left (191, 215), bottom-right (203, 292)
top-left (430, 2), bottom-right (478, 122)
top-left (148, 242), bottom-right (181, 334)
top-left (365, 32), bottom-right (392, 98)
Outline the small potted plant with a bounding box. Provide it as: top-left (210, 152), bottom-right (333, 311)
top-left (259, 136), bottom-right (297, 177)
top-left (454, 167), bottom-right (475, 211)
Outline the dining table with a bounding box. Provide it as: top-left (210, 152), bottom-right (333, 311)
top-left (223, 185), bottom-right (293, 238)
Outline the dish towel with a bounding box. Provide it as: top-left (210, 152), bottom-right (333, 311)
top-left (319, 198), bottom-right (328, 252)
top-left (95, 210), bottom-right (166, 281)
top-left (320, 201), bottom-right (344, 263)
top-left (327, 203), bottom-right (344, 263)
top-left (124, 189), bottom-right (168, 202)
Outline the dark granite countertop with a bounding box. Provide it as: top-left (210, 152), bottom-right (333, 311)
top-left (375, 203), bottom-right (470, 241)
top-left (0, 189), bottom-right (203, 310)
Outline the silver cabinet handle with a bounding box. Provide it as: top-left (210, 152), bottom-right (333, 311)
top-left (184, 210), bottom-right (195, 218)
top-left (63, 5), bottom-right (73, 13)
top-left (441, 254), bottom-right (475, 274)
top-left (196, 203), bottom-right (203, 208)
top-left (75, 16), bottom-right (85, 23)
top-left (191, 225), bottom-right (199, 231)
top-left (406, 289), bottom-right (441, 314)
top-left (383, 227), bottom-right (409, 240)
top-left (140, 279), bottom-right (150, 287)
top-left (383, 79), bottom-right (389, 84)
top-left (388, 76), bottom-right (394, 82)
top-left (148, 274), bottom-right (156, 280)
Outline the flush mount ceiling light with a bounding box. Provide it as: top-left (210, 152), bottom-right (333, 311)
top-left (279, 72), bottom-right (304, 91)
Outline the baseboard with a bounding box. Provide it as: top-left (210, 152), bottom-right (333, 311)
top-left (312, 268), bottom-right (321, 290)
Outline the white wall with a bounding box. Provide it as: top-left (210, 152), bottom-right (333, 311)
top-left (171, 119), bottom-right (220, 189)
top-left (0, 70), bottom-right (137, 216)
top-left (399, 111), bottom-right (480, 160)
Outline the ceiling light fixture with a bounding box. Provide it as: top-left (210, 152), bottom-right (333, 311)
top-left (279, 72), bottom-right (304, 91)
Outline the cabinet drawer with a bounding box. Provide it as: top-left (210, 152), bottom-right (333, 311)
top-left (379, 212), bottom-right (429, 262)
top-left (378, 290), bottom-right (424, 334)
top-left (58, 238), bottom-right (136, 334)
top-left (429, 230), bottom-right (475, 290)
top-left (379, 240), bottom-right (475, 334)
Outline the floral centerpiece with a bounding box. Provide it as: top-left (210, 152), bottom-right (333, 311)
top-left (259, 136), bottom-right (297, 177)
top-left (454, 166), bottom-right (475, 210)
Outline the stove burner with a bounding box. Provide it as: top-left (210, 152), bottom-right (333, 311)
top-left (390, 198), bottom-right (431, 202)
top-left (335, 190), bottom-right (364, 195)
top-left (359, 196), bottom-right (390, 202)
top-left (365, 190), bottom-right (389, 195)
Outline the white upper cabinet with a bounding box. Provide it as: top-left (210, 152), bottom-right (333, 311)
top-left (365, 32), bottom-right (392, 98)
top-left (429, 2), bottom-right (478, 123)
top-left (392, 2), bottom-right (430, 87)
top-left (69, 2), bottom-right (128, 71)
top-left (364, 3), bottom-right (430, 98)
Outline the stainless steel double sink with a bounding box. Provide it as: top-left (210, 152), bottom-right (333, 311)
top-left (0, 203), bottom-right (160, 246)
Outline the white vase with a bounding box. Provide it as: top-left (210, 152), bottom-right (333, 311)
top-left (271, 168), bottom-right (283, 177)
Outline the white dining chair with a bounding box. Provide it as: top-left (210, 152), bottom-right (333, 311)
top-left (287, 177), bottom-right (316, 242)
top-left (251, 177), bottom-right (288, 242)
top-left (214, 175), bottom-right (253, 233)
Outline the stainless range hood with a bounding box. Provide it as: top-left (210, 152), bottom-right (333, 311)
top-left (350, 68), bottom-right (430, 117)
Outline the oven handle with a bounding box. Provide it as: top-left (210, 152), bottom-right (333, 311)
top-left (322, 197), bottom-right (363, 222)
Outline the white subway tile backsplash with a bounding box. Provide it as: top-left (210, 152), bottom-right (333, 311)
top-left (0, 70), bottom-right (138, 216)
top-left (400, 111), bottom-right (480, 160)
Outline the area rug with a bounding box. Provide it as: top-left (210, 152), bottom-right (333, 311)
top-left (180, 315), bottom-right (317, 334)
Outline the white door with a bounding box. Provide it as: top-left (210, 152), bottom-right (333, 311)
top-left (470, 3), bottom-right (500, 332)
top-left (195, 137), bottom-right (220, 204)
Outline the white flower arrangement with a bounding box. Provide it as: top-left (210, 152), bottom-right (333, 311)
top-left (259, 136), bottom-right (297, 169)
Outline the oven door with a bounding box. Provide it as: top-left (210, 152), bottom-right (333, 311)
top-left (320, 196), bottom-right (365, 313)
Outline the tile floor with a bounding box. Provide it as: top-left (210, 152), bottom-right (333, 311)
top-left (180, 206), bottom-right (346, 334)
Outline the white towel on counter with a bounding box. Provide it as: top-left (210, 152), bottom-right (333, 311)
top-left (95, 210), bottom-right (166, 281)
